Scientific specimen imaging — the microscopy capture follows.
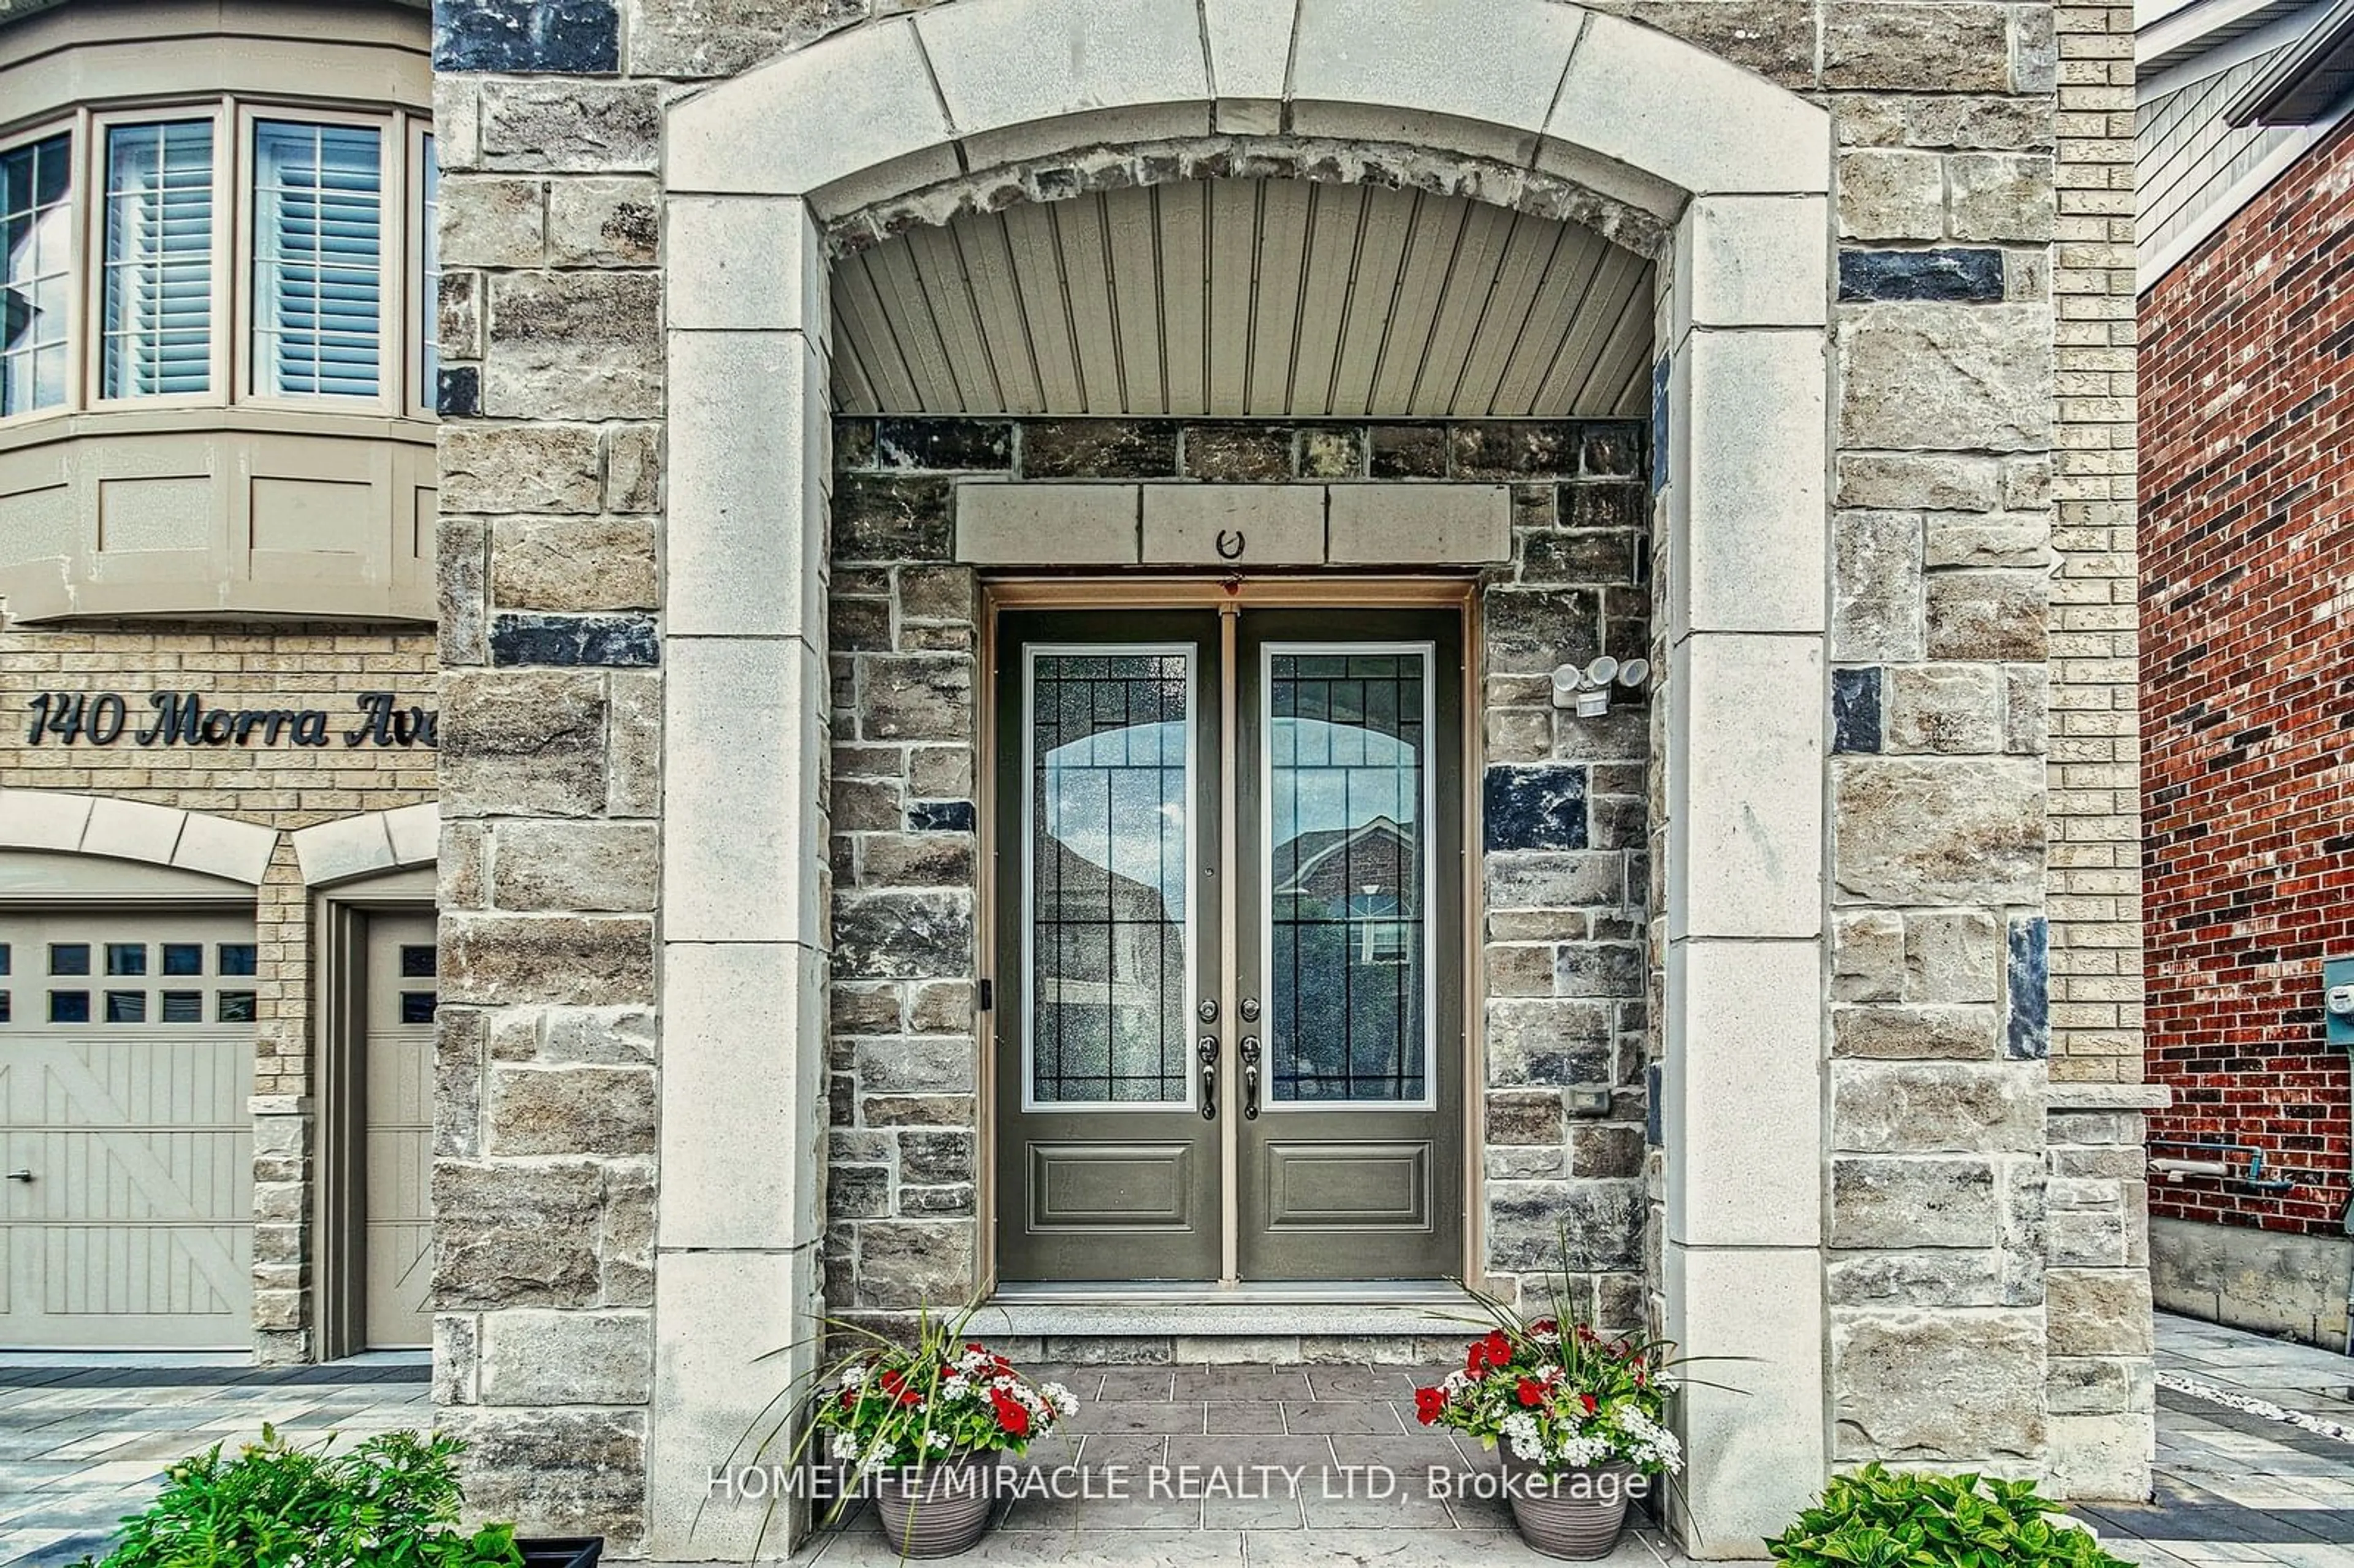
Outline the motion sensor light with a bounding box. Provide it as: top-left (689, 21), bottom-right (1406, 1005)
top-left (1616, 657), bottom-right (1650, 690)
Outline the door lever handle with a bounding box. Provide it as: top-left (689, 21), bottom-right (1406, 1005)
top-left (1241, 1035), bottom-right (1262, 1121)
top-left (1197, 1036), bottom-right (1218, 1121)
top-left (6, 1170), bottom-right (30, 1182)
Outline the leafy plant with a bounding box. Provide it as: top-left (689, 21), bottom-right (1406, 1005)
top-left (1411, 1303), bottom-right (1685, 1477)
top-left (1766, 1463), bottom-right (2133, 1568)
top-left (74, 1426), bottom-right (524, 1568)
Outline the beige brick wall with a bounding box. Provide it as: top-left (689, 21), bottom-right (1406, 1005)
top-left (1, 622), bottom-right (436, 1361)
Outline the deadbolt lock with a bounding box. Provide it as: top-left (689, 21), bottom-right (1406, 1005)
top-left (1240, 997), bottom-right (1261, 1023)
top-left (1197, 999), bottom-right (1218, 1024)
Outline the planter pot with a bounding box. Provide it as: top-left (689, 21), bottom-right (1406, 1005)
top-left (517, 1539), bottom-right (602, 1568)
top-left (1499, 1452), bottom-right (1640, 1560)
top-left (869, 1453), bottom-right (1000, 1558)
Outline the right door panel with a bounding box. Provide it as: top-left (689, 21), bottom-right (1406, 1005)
top-left (1236, 609), bottom-right (1465, 1281)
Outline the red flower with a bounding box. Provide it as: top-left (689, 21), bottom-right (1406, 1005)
top-left (1414, 1387), bottom-right (1447, 1425)
top-left (1530, 1319), bottom-right (1558, 1336)
top-left (989, 1388), bottom-right (1030, 1436)
top-left (1516, 1377), bottom-right (1545, 1407)
top-left (1464, 1330), bottom-right (1514, 1376)
top-left (1580, 1393), bottom-right (1599, 1415)
top-left (967, 1342), bottom-right (986, 1353)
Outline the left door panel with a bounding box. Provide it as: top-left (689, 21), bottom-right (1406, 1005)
top-left (994, 611), bottom-right (1224, 1283)
top-left (0, 910), bottom-right (255, 1349)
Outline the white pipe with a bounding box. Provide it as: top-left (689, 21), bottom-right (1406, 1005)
top-left (2147, 1157), bottom-right (2233, 1181)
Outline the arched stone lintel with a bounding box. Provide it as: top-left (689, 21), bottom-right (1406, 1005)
top-left (0, 788), bottom-right (278, 886)
top-left (289, 804), bottom-right (439, 888)
top-left (666, 0), bottom-right (1830, 214)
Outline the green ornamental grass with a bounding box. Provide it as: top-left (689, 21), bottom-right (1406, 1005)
top-left (1767, 1464), bottom-right (2134, 1568)
top-left (73, 1426), bottom-right (523, 1568)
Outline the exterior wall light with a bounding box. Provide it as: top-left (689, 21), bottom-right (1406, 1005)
top-left (1552, 656), bottom-right (1650, 717)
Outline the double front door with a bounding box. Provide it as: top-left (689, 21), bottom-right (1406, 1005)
top-left (993, 607), bottom-right (1465, 1283)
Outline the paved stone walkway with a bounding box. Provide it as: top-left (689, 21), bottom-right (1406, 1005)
top-left (0, 1316), bottom-right (2347, 1567)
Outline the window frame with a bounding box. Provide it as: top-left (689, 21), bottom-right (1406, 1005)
top-left (0, 95), bottom-right (433, 431)
top-left (87, 100), bottom-right (234, 411)
top-left (0, 111), bottom-right (88, 424)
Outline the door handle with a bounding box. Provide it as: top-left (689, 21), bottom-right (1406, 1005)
top-left (1197, 1037), bottom-right (1218, 1121)
top-left (5, 1170), bottom-right (30, 1183)
top-left (1241, 1036), bottom-right (1262, 1121)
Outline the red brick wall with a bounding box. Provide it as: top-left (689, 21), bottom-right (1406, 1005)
top-left (2139, 121), bottom-right (2354, 1235)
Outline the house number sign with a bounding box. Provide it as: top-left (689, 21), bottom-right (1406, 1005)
top-left (23, 691), bottom-right (437, 749)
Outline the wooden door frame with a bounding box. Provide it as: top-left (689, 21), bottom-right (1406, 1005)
top-left (976, 576), bottom-right (1485, 1297)
top-left (310, 867), bottom-right (433, 1363)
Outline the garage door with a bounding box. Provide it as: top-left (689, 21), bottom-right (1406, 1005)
top-left (0, 911), bottom-right (256, 1349)
top-left (364, 911), bottom-right (434, 1349)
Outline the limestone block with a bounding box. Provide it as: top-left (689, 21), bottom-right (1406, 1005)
top-left (1829, 1155), bottom-right (1998, 1247)
top-left (1202, 0), bottom-right (1297, 101)
top-left (1831, 509), bottom-right (1925, 661)
top-left (1835, 452), bottom-right (2002, 512)
top-left (1832, 910), bottom-right (1904, 1002)
top-left (1822, 2), bottom-right (2011, 92)
top-left (439, 670), bottom-right (610, 818)
top-left (1675, 331), bottom-right (1828, 634)
top-left (1667, 1244), bottom-right (1826, 1550)
top-left (1293, 0), bottom-right (1578, 139)
top-left (1326, 484), bottom-right (1512, 564)
top-left (853, 1038), bottom-right (979, 1097)
top-left (478, 1309), bottom-right (653, 1405)
top-left (1667, 634), bottom-right (1824, 939)
top-left (1925, 568), bottom-right (2047, 659)
top-left (441, 514), bottom-right (491, 668)
top-left (442, 915), bottom-right (657, 1008)
top-left (1903, 908), bottom-right (2000, 1000)
top-left (1827, 1249), bottom-right (2007, 1309)
top-left (1831, 1059), bottom-right (2041, 1153)
top-left (2046, 1412), bottom-right (2154, 1503)
top-left (646, 1248), bottom-right (821, 1558)
top-left (665, 637), bottom-right (826, 943)
top-left (666, 195), bottom-right (822, 333)
top-left (628, 0), bottom-right (865, 77)
top-left (1831, 1310), bottom-right (2045, 1461)
top-left (1548, 12), bottom-right (1831, 197)
top-left (490, 516), bottom-right (659, 613)
top-left (2047, 1268), bottom-right (2155, 1357)
top-left (1666, 938), bottom-right (1823, 1247)
top-left (855, 1220), bottom-right (978, 1307)
top-left (1485, 999), bottom-right (1614, 1086)
top-left (543, 176), bottom-right (657, 267)
top-left (441, 175), bottom-right (545, 268)
top-left (480, 80), bottom-right (660, 175)
top-left (859, 654), bottom-right (974, 744)
top-left (490, 821), bottom-right (658, 911)
top-left (1886, 662), bottom-right (2003, 754)
top-left (484, 272), bottom-right (661, 421)
top-left (1836, 150), bottom-right (1943, 240)
top-left (172, 810), bottom-right (278, 885)
top-left (1678, 195), bottom-right (1830, 329)
top-left (1832, 756), bottom-right (2041, 904)
top-left (834, 890), bottom-right (974, 980)
top-left (1948, 153), bottom-right (2055, 243)
top-left (659, 943), bottom-right (826, 1250)
top-left (441, 1407), bottom-right (647, 1546)
top-left (441, 424), bottom-right (601, 514)
top-left (669, 20), bottom-right (951, 197)
top-left (1488, 1179), bottom-right (1643, 1271)
top-left (433, 1160), bottom-right (605, 1309)
top-left (606, 670), bottom-right (662, 820)
top-left (956, 483), bottom-right (1140, 565)
top-left (290, 813), bottom-right (396, 887)
top-left (385, 803), bottom-right (439, 869)
top-left (0, 790), bottom-right (91, 853)
top-left (1838, 305), bottom-right (2054, 452)
top-left (1924, 516), bottom-right (2046, 568)
top-left (920, 0), bottom-right (1209, 139)
top-left (672, 333), bottom-right (826, 638)
top-left (1142, 484), bottom-right (1324, 565)
top-left (1484, 851), bottom-right (1628, 911)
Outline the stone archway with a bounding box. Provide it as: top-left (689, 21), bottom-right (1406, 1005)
top-left (651, 1), bottom-right (1832, 1556)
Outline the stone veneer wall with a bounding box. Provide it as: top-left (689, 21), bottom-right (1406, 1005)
top-left (823, 414), bottom-right (1655, 1349)
top-left (0, 623), bottom-right (436, 1363)
top-left (427, 0), bottom-right (2153, 1546)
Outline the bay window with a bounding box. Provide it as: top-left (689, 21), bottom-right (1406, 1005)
top-left (0, 100), bottom-right (434, 424)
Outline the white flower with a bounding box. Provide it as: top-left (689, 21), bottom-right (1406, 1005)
top-left (1041, 1381), bottom-right (1079, 1417)
top-left (829, 1433), bottom-right (858, 1460)
top-left (925, 1430), bottom-right (951, 1450)
top-left (940, 1375), bottom-right (970, 1401)
top-left (839, 1365), bottom-right (869, 1390)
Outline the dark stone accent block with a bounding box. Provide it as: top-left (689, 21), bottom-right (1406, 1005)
top-left (433, 0), bottom-right (620, 73)
top-left (1580, 422), bottom-right (1644, 478)
top-left (1838, 248), bottom-right (2006, 303)
top-left (2005, 915), bottom-right (2049, 1060)
top-left (1484, 764), bottom-right (1590, 851)
top-left (1649, 359), bottom-right (1670, 494)
top-left (833, 475), bottom-right (954, 564)
top-left (490, 613), bottom-right (659, 668)
top-left (908, 800), bottom-right (977, 833)
top-left (1369, 424), bottom-right (1449, 479)
top-left (875, 419), bottom-right (1013, 473)
top-left (1832, 666), bottom-right (1883, 753)
top-left (1181, 422), bottom-right (1294, 481)
top-left (835, 891), bottom-right (975, 981)
top-left (437, 366), bottom-right (479, 418)
top-left (1450, 421), bottom-right (1584, 479)
top-left (1021, 419), bottom-right (1178, 478)
top-left (1645, 1062), bottom-right (1662, 1148)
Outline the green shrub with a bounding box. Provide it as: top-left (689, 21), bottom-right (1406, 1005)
top-left (74, 1426), bottom-right (523, 1568)
top-left (1766, 1463), bottom-right (2133, 1568)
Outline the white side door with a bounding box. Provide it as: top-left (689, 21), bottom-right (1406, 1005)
top-left (362, 911), bottom-right (435, 1349)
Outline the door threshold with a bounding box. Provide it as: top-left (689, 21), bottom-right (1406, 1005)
top-left (970, 1280), bottom-right (1480, 1344)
